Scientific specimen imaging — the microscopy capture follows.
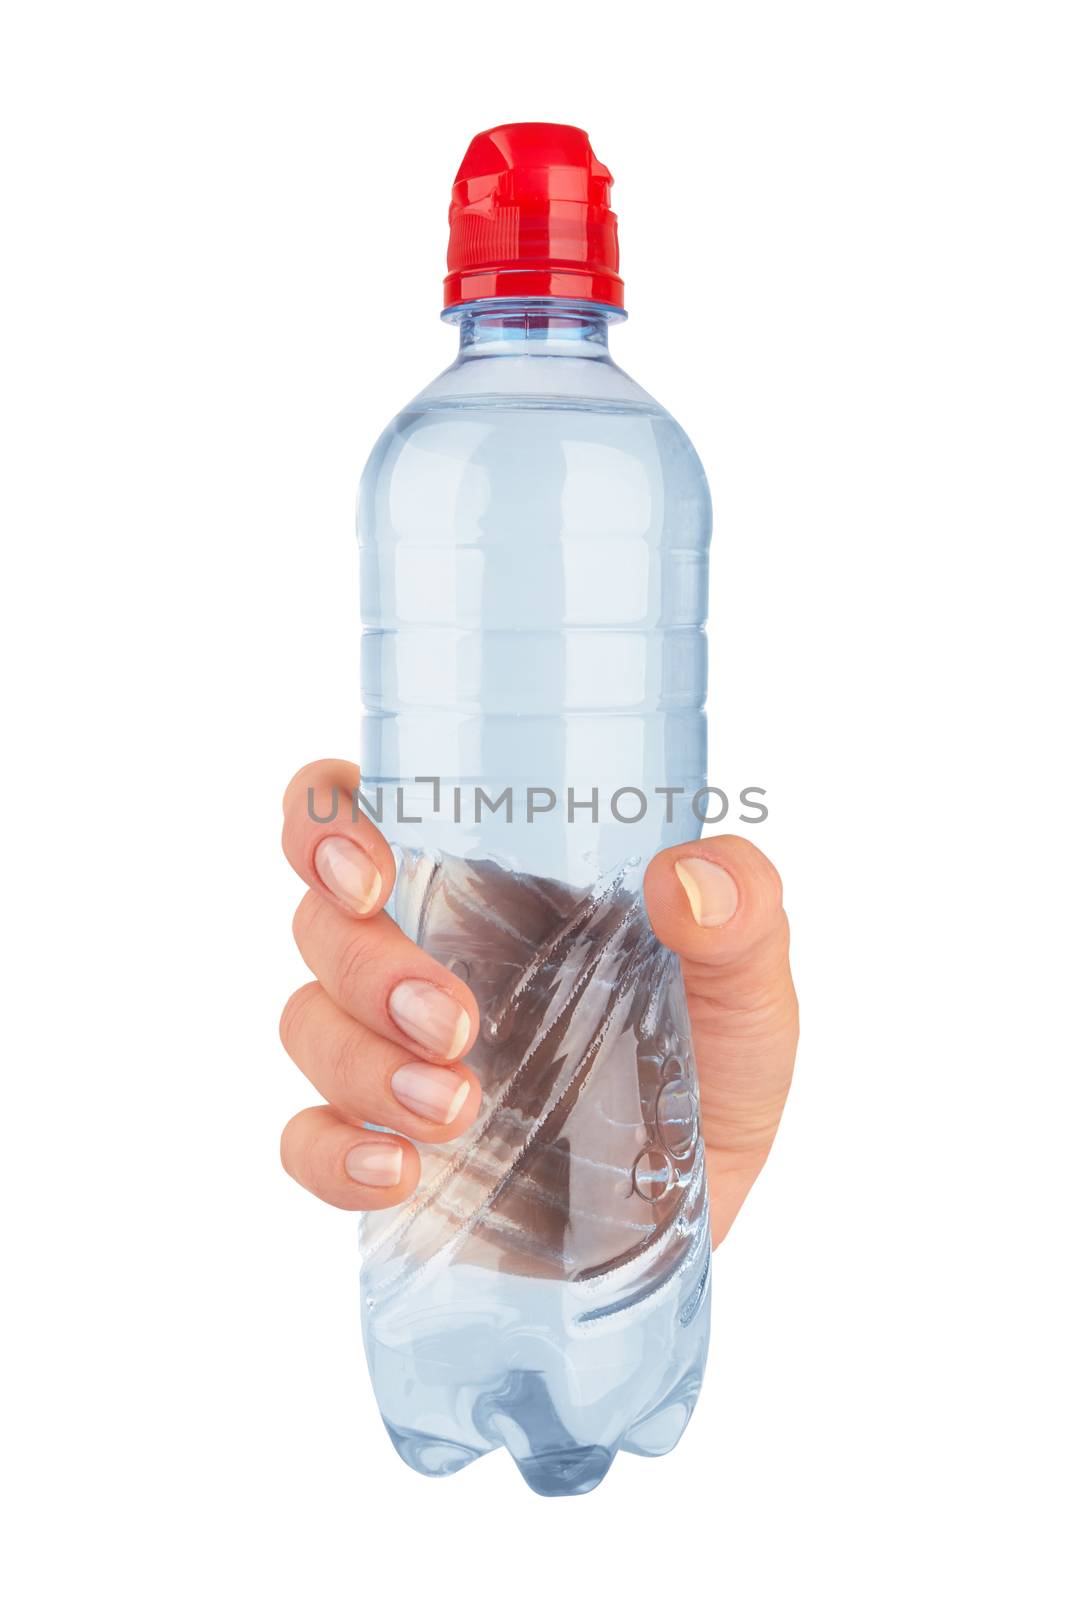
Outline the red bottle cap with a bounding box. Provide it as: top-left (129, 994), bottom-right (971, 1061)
top-left (444, 123), bottom-right (624, 311)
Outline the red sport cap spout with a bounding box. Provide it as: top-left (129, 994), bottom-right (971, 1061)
top-left (444, 123), bottom-right (624, 311)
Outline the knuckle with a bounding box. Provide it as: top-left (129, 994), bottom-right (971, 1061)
top-left (279, 981), bottom-right (319, 1054)
top-left (291, 888), bottom-right (323, 950)
top-left (283, 759), bottom-right (362, 826)
top-left (278, 1107), bottom-right (315, 1184)
top-left (328, 1024), bottom-right (369, 1110)
top-left (279, 1109), bottom-right (344, 1200)
top-left (334, 923), bottom-right (380, 1006)
top-left (296, 1126), bottom-right (328, 1188)
top-left (279, 1111), bottom-right (306, 1177)
top-left (284, 758), bottom-right (349, 805)
top-left (308, 1135), bottom-right (347, 1199)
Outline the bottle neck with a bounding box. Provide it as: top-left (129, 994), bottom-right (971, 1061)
top-left (443, 297), bottom-right (623, 362)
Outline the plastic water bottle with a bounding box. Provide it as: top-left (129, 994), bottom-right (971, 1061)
top-left (357, 123), bottom-right (712, 1495)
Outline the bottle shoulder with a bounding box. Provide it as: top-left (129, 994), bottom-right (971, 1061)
top-left (359, 356), bottom-right (711, 548)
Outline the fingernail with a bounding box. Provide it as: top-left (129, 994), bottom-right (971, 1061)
top-left (314, 836), bottom-right (382, 915)
top-left (388, 980), bottom-right (471, 1059)
top-left (675, 859), bottom-right (739, 927)
top-left (391, 1063), bottom-right (471, 1124)
top-left (344, 1141), bottom-right (403, 1188)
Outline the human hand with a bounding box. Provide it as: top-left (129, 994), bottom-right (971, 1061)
top-left (280, 759), bottom-right (797, 1246)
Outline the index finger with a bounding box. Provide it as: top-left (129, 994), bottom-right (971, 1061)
top-left (282, 758), bottom-right (395, 919)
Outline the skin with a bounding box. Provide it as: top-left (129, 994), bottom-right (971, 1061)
top-left (281, 759), bottom-right (799, 1248)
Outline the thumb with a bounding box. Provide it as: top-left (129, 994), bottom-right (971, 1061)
top-left (643, 836), bottom-right (799, 1246)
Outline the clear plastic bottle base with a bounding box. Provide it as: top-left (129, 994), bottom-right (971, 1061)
top-left (379, 1351), bottom-right (707, 1496)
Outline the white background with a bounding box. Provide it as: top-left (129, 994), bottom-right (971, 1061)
top-left (2, 2), bottom-right (1064, 1595)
